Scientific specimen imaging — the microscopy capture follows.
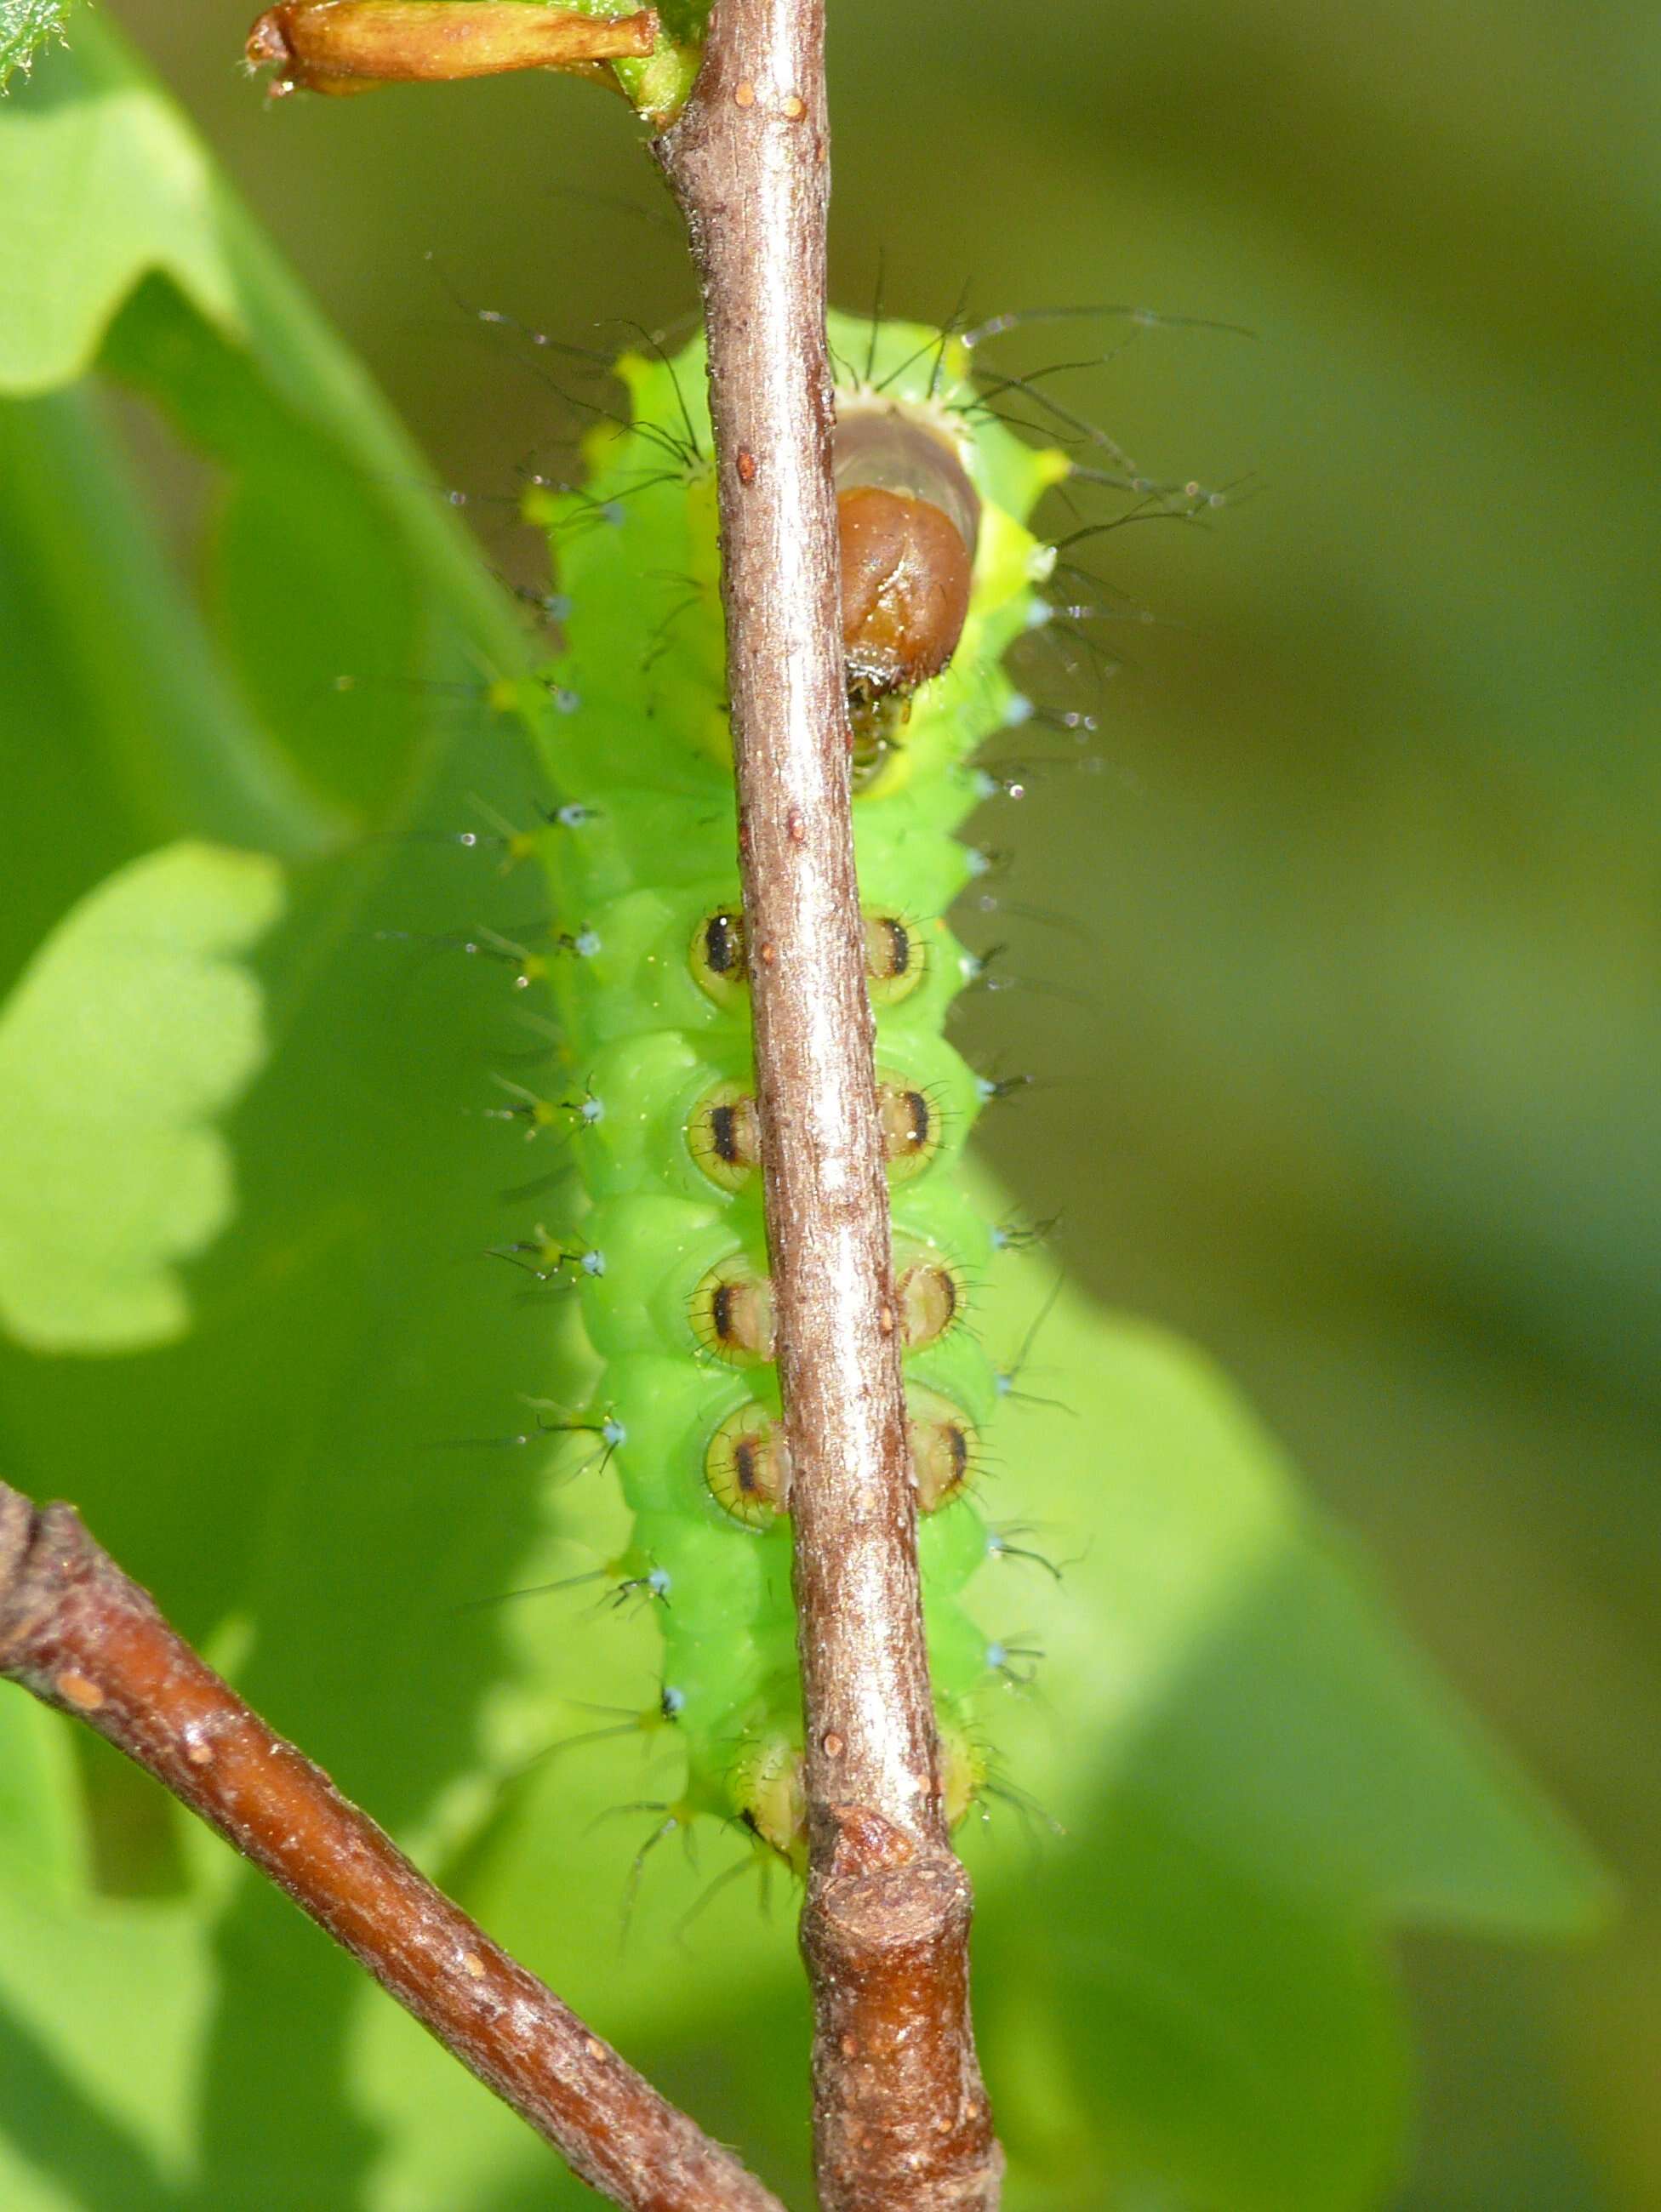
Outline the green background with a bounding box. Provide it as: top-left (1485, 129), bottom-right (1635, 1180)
top-left (0, 0), bottom-right (1655, 2204)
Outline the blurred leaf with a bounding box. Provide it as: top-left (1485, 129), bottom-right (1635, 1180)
top-left (958, 1244), bottom-right (1607, 2209)
top-left (987, 1287), bottom-right (1608, 1941)
top-left (983, 1805), bottom-right (1405, 2212)
top-left (96, 270), bottom-right (440, 825)
top-left (0, 1887), bottom-right (213, 2210)
top-left (0, 841), bottom-right (283, 1354)
top-left (0, 21), bottom-right (240, 390)
top-left (0, 387), bottom-right (338, 923)
top-left (0, 1693), bottom-right (86, 1895)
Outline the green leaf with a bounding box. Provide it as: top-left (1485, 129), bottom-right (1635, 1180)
top-left (950, 1236), bottom-right (1607, 2209)
top-left (0, 1693), bottom-right (86, 1895)
top-left (0, 385), bottom-right (343, 898)
top-left (0, 0), bottom-right (72, 95)
top-left (0, 841), bottom-right (284, 1354)
top-left (0, 1887), bottom-right (213, 2209)
top-left (975, 1274), bottom-right (1607, 1941)
top-left (980, 1808), bottom-right (1406, 2212)
top-left (0, 26), bottom-right (241, 392)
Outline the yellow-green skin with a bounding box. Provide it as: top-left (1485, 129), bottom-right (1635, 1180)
top-left (522, 313), bottom-right (1062, 1856)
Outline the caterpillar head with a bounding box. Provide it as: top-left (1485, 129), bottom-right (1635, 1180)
top-left (834, 402), bottom-right (981, 703)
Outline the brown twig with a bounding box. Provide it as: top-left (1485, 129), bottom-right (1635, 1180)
top-left (655, 9), bottom-right (1002, 2205)
top-left (0, 1482), bottom-right (783, 2212)
top-left (245, 1), bottom-right (656, 99)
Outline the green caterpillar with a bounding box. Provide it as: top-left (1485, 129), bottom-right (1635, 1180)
top-left (494, 311), bottom-right (1065, 1864)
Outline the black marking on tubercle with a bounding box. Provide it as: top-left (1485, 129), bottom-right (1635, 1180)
top-left (705, 912), bottom-right (741, 974)
top-left (710, 1103), bottom-right (740, 1165)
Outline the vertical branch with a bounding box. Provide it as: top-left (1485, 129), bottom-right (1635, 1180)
top-left (656, 9), bottom-right (1002, 2205)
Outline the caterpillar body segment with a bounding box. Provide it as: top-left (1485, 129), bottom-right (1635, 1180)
top-left (524, 315), bottom-right (1061, 1863)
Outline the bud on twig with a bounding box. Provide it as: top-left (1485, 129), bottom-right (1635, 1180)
top-left (245, 0), bottom-right (656, 99)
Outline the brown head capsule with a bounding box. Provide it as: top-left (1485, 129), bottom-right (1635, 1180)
top-left (834, 405), bottom-right (980, 700)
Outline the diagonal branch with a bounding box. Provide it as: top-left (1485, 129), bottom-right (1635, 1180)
top-left (654, 7), bottom-right (1002, 2204)
top-left (0, 1480), bottom-right (783, 2212)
